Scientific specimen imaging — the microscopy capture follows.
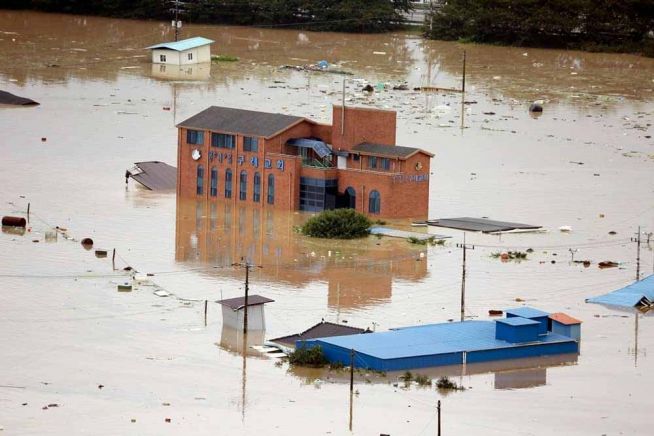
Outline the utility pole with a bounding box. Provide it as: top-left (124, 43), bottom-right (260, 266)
top-left (233, 259), bottom-right (260, 334)
top-left (631, 226), bottom-right (641, 281)
top-left (349, 349), bottom-right (355, 431)
top-left (457, 234), bottom-right (474, 322)
top-left (437, 400), bottom-right (441, 436)
top-left (170, 0), bottom-right (185, 41)
top-left (460, 50), bottom-right (467, 130)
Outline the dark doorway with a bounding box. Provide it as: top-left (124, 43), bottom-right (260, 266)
top-left (336, 186), bottom-right (356, 209)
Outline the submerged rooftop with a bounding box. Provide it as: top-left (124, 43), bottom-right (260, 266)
top-left (145, 36), bottom-right (214, 52)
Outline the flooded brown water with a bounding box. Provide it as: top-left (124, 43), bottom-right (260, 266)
top-left (1, 10), bottom-right (654, 435)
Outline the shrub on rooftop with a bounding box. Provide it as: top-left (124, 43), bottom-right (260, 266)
top-left (301, 209), bottom-right (372, 239)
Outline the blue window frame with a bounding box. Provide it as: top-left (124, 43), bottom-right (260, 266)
top-left (368, 156), bottom-right (377, 169)
top-left (243, 136), bottom-right (259, 152)
top-left (253, 172), bottom-right (261, 202)
top-left (369, 190), bottom-right (381, 214)
top-left (196, 165), bottom-right (204, 195)
top-left (210, 167), bottom-right (218, 197)
top-left (187, 129), bottom-right (204, 145)
top-left (211, 132), bottom-right (235, 149)
top-left (225, 169), bottom-right (232, 198)
top-left (267, 174), bottom-right (275, 204)
top-left (239, 170), bottom-right (247, 201)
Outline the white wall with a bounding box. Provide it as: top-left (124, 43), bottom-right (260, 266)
top-left (151, 45), bottom-right (212, 65)
top-left (221, 305), bottom-right (266, 331)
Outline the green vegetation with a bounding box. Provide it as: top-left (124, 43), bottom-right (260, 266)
top-left (11, 0), bottom-right (413, 33)
top-left (328, 361), bottom-right (345, 371)
top-left (301, 209), bottom-right (372, 239)
top-left (211, 54), bottom-right (239, 62)
top-left (414, 374), bottom-right (432, 387)
top-left (408, 236), bottom-right (446, 246)
top-left (407, 236), bottom-right (427, 245)
top-left (435, 376), bottom-right (465, 391)
top-left (425, 1), bottom-right (654, 56)
top-left (491, 251), bottom-right (528, 260)
top-left (288, 345), bottom-right (328, 367)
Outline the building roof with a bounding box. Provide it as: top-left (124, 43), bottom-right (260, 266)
top-left (586, 274), bottom-right (654, 308)
top-left (217, 295), bottom-right (274, 311)
top-left (0, 90), bottom-right (39, 106)
top-left (427, 217), bottom-right (542, 233)
top-left (270, 321), bottom-right (367, 347)
top-left (126, 161), bottom-right (177, 190)
top-left (549, 313), bottom-right (582, 325)
top-left (145, 36), bottom-right (214, 52)
top-left (177, 106), bottom-right (307, 138)
top-left (351, 142), bottom-right (433, 159)
top-left (497, 317), bottom-right (540, 327)
top-left (309, 320), bottom-right (573, 360)
top-left (505, 307), bottom-right (550, 319)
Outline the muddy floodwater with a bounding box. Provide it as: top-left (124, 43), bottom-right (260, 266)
top-left (1, 10), bottom-right (654, 435)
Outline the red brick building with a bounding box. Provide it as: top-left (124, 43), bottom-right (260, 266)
top-left (176, 105), bottom-right (433, 219)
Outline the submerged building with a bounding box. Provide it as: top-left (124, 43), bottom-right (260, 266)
top-left (175, 105), bottom-right (433, 219)
top-left (146, 36), bottom-right (214, 65)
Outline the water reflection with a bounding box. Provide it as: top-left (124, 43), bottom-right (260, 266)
top-left (175, 198), bottom-right (428, 310)
top-left (150, 63), bottom-right (211, 81)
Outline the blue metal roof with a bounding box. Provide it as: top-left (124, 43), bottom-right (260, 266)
top-left (307, 320), bottom-right (573, 360)
top-left (497, 317), bottom-right (540, 327)
top-left (145, 37), bottom-right (214, 52)
top-left (505, 307), bottom-right (549, 318)
top-left (286, 138), bottom-right (332, 158)
top-left (587, 274), bottom-right (654, 308)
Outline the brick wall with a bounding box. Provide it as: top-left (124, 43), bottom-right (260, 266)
top-left (331, 105), bottom-right (396, 151)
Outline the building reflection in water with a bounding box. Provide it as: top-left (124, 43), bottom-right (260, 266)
top-left (151, 63), bottom-right (211, 81)
top-left (175, 198), bottom-right (428, 311)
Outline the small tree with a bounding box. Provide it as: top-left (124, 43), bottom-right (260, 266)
top-left (288, 345), bottom-right (328, 367)
top-left (301, 209), bottom-right (372, 239)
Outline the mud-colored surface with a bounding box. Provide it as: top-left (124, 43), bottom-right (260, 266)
top-left (1, 10), bottom-right (653, 435)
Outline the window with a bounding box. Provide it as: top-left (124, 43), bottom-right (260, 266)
top-left (210, 167), bottom-right (218, 197)
top-left (253, 172), bottom-right (261, 202)
top-left (267, 174), bottom-right (275, 204)
top-left (239, 170), bottom-right (247, 201)
top-left (368, 156), bottom-right (377, 169)
top-left (352, 154), bottom-right (360, 161)
top-left (211, 133), bottom-right (235, 149)
top-left (369, 190), bottom-right (381, 214)
top-left (196, 165), bottom-right (204, 195)
top-left (380, 158), bottom-right (391, 170)
top-left (225, 169), bottom-right (232, 198)
top-left (243, 136), bottom-right (259, 152)
top-left (159, 54), bottom-right (166, 62)
top-left (187, 52), bottom-right (193, 61)
top-left (187, 129), bottom-right (204, 145)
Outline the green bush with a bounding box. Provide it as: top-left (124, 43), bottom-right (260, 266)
top-left (436, 376), bottom-right (465, 391)
top-left (301, 209), bottom-right (372, 239)
top-left (288, 345), bottom-right (328, 367)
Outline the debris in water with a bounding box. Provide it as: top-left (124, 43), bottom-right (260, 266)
top-left (117, 284), bottom-right (133, 292)
top-left (2, 216), bottom-right (26, 227)
top-left (598, 261), bottom-right (619, 269)
top-left (559, 226), bottom-right (572, 232)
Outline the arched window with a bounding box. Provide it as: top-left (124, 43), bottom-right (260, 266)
top-left (196, 165), bottom-right (204, 195)
top-left (253, 172), bottom-right (261, 202)
top-left (239, 170), bottom-right (248, 201)
top-left (210, 167), bottom-right (218, 197)
top-left (345, 186), bottom-right (356, 209)
top-left (224, 169), bottom-right (232, 198)
top-left (267, 174), bottom-right (275, 205)
top-left (368, 190), bottom-right (381, 214)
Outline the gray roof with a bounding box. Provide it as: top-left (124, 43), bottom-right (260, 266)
top-left (217, 295), bottom-right (274, 311)
top-left (351, 142), bottom-right (433, 159)
top-left (177, 106), bottom-right (307, 138)
top-left (270, 321), bottom-right (368, 348)
top-left (0, 90), bottom-right (39, 106)
top-left (426, 217), bottom-right (541, 233)
top-left (127, 161), bottom-right (177, 191)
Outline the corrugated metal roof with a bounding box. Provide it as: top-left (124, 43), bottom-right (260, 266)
top-left (497, 317), bottom-right (540, 327)
top-left (217, 295), bottom-right (274, 311)
top-left (351, 142), bottom-right (431, 159)
top-left (427, 217), bottom-right (542, 233)
top-left (310, 319), bottom-right (574, 360)
top-left (270, 321), bottom-right (367, 347)
top-left (549, 313), bottom-right (582, 325)
top-left (177, 106), bottom-right (306, 138)
top-left (505, 307), bottom-right (549, 319)
top-left (145, 36), bottom-right (214, 51)
top-left (586, 274), bottom-right (654, 308)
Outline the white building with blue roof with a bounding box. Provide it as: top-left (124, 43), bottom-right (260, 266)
top-left (146, 36), bottom-right (214, 65)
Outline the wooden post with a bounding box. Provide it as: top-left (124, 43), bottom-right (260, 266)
top-left (437, 400), bottom-right (441, 436)
top-left (26, 202), bottom-right (30, 223)
top-left (204, 300), bottom-right (208, 326)
top-left (112, 248), bottom-right (116, 271)
top-left (349, 349), bottom-right (355, 393)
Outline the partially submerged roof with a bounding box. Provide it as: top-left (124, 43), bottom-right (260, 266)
top-left (126, 161), bottom-right (177, 190)
top-left (270, 321), bottom-right (367, 347)
top-left (352, 142), bottom-right (434, 159)
top-left (369, 226), bottom-right (449, 241)
top-left (549, 313), bottom-right (582, 325)
top-left (177, 106), bottom-right (307, 138)
top-left (586, 275), bottom-right (654, 308)
top-left (217, 295), bottom-right (274, 311)
top-left (145, 36), bottom-right (214, 51)
top-left (427, 217), bottom-right (541, 233)
top-left (505, 307), bottom-right (549, 319)
top-left (0, 90), bottom-right (39, 106)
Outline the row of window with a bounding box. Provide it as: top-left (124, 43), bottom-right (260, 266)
top-left (187, 130), bottom-right (259, 152)
top-left (368, 156), bottom-right (391, 171)
top-left (160, 53), bottom-right (193, 62)
top-left (196, 166), bottom-right (274, 204)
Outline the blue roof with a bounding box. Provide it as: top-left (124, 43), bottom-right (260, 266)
top-left (587, 274), bottom-right (654, 308)
top-left (286, 138), bottom-right (332, 158)
top-left (145, 37), bottom-right (214, 52)
top-left (497, 317), bottom-right (540, 327)
top-left (309, 320), bottom-right (573, 360)
top-left (505, 307), bottom-right (549, 318)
